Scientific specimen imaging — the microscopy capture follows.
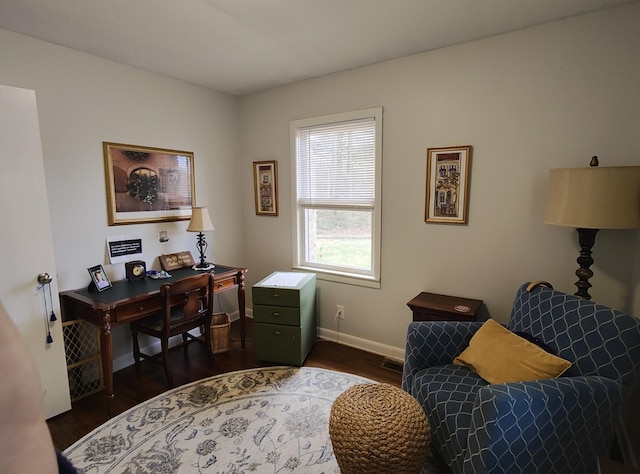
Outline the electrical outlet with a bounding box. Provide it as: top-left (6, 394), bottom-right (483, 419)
top-left (336, 305), bottom-right (345, 320)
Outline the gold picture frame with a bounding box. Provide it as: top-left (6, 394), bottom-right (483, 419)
top-left (425, 145), bottom-right (472, 224)
top-left (103, 142), bottom-right (195, 225)
top-left (253, 160), bottom-right (278, 216)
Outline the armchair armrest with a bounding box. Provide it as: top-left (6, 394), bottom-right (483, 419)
top-left (464, 376), bottom-right (623, 474)
top-left (402, 321), bottom-right (483, 392)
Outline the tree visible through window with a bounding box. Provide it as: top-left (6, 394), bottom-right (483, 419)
top-left (290, 108), bottom-right (382, 283)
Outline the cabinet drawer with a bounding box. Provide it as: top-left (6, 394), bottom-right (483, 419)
top-left (253, 304), bottom-right (300, 326)
top-left (252, 286), bottom-right (300, 308)
top-left (115, 300), bottom-right (161, 322)
top-left (213, 277), bottom-right (236, 292)
top-left (254, 322), bottom-right (303, 366)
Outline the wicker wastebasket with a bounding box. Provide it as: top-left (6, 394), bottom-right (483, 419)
top-left (329, 383), bottom-right (430, 474)
top-left (210, 312), bottom-right (230, 354)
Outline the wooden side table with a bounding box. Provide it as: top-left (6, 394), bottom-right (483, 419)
top-left (407, 292), bottom-right (483, 322)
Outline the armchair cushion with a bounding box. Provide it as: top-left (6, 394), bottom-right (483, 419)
top-left (453, 319), bottom-right (572, 384)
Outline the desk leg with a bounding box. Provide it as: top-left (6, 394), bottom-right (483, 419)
top-left (100, 313), bottom-right (114, 417)
top-left (238, 272), bottom-right (246, 350)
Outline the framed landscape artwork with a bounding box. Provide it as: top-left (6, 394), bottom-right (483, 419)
top-left (253, 160), bottom-right (278, 216)
top-left (425, 145), bottom-right (472, 225)
top-left (103, 142), bottom-right (195, 225)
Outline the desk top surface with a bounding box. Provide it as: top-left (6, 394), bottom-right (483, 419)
top-left (61, 265), bottom-right (245, 306)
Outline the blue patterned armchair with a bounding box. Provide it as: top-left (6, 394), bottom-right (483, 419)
top-left (402, 282), bottom-right (640, 474)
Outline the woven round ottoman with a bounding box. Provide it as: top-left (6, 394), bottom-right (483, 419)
top-left (329, 383), bottom-right (430, 474)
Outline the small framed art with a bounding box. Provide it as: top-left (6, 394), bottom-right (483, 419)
top-left (159, 251), bottom-right (196, 271)
top-left (88, 265), bottom-right (112, 292)
top-left (253, 160), bottom-right (278, 216)
top-left (425, 145), bottom-right (472, 224)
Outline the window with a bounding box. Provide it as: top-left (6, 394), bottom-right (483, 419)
top-left (290, 107), bottom-right (382, 285)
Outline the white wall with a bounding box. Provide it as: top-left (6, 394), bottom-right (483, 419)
top-left (0, 29), bottom-right (243, 366)
top-left (239, 3), bottom-right (640, 357)
top-left (0, 3), bottom-right (638, 366)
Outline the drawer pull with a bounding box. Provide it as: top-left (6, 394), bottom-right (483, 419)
top-left (139, 306), bottom-right (144, 311)
top-left (270, 293), bottom-right (281, 299)
top-left (271, 312), bottom-right (281, 318)
top-left (272, 330), bottom-right (282, 336)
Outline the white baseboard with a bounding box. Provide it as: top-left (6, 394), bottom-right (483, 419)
top-left (317, 327), bottom-right (405, 363)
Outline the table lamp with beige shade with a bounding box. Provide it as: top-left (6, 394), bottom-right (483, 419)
top-left (187, 206), bottom-right (215, 270)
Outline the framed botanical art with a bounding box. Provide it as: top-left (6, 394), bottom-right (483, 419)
top-left (425, 145), bottom-right (472, 224)
top-left (253, 160), bottom-right (278, 216)
top-left (103, 142), bottom-right (195, 225)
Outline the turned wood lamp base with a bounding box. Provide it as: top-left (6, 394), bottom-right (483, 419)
top-left (574, 227), bottom-right (599, 300)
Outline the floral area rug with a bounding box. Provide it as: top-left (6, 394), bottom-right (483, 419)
top-left (63, 367), bottom-right (374, 473)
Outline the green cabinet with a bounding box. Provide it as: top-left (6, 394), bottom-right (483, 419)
top-left (252, 272), bottom-right (316, 365)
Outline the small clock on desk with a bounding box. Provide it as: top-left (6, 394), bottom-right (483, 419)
top-left (125, 260), bottom-right (146, 281)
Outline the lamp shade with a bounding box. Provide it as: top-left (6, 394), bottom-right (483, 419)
top-left (544, 166), bottom-right (640, 229)
top-left (187, 207), bottom-right (214, 232)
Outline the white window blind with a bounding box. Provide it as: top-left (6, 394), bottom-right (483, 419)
top-left (291, 107), bottom-right (382, 286)
top-left (297, 117), bottom-right (376, 208)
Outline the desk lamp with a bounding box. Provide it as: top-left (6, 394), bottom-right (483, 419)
top-left (187, 207), bottom-right (215, 270)
top-left (544, 157), bottom-right (640, 300)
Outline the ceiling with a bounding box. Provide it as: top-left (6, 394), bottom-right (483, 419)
top-left (0, 0), bottom-right (634, 96)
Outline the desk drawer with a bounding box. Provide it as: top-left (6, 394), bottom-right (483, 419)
top-left (253, 304), bottom-right (300, 326)
top-left (213, 277), bottom-right (236, 292)
top-left (116, 300), bottom-right (161, 322)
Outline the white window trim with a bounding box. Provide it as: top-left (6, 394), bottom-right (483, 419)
top-left (290, 107), bottom-right (382, 288)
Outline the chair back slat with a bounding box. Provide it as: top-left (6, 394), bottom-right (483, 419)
top-left (160, 273), bottom-right (212, 326)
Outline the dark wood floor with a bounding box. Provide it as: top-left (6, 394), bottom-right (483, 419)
top-left (47, 318), bottom-right (402, 451)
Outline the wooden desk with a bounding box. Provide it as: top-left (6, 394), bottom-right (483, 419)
top-left (60, 265), bottom-right (247, 411)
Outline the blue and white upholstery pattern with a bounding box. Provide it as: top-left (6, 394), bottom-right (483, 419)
top-left (403, 283), bottom-right (640, 474)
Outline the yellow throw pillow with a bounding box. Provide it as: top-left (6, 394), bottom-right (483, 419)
top-left (453, 319), bottom-right (572, 384)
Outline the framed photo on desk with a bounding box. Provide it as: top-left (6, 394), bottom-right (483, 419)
top-left (88, 265), bottom-right (112, 292)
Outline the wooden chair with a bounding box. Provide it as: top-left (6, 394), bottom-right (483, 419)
top-left (130, 273), bottom-right (214, 387)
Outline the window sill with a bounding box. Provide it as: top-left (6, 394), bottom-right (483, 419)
top-left (291, 265), bottom-right (381, 289)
